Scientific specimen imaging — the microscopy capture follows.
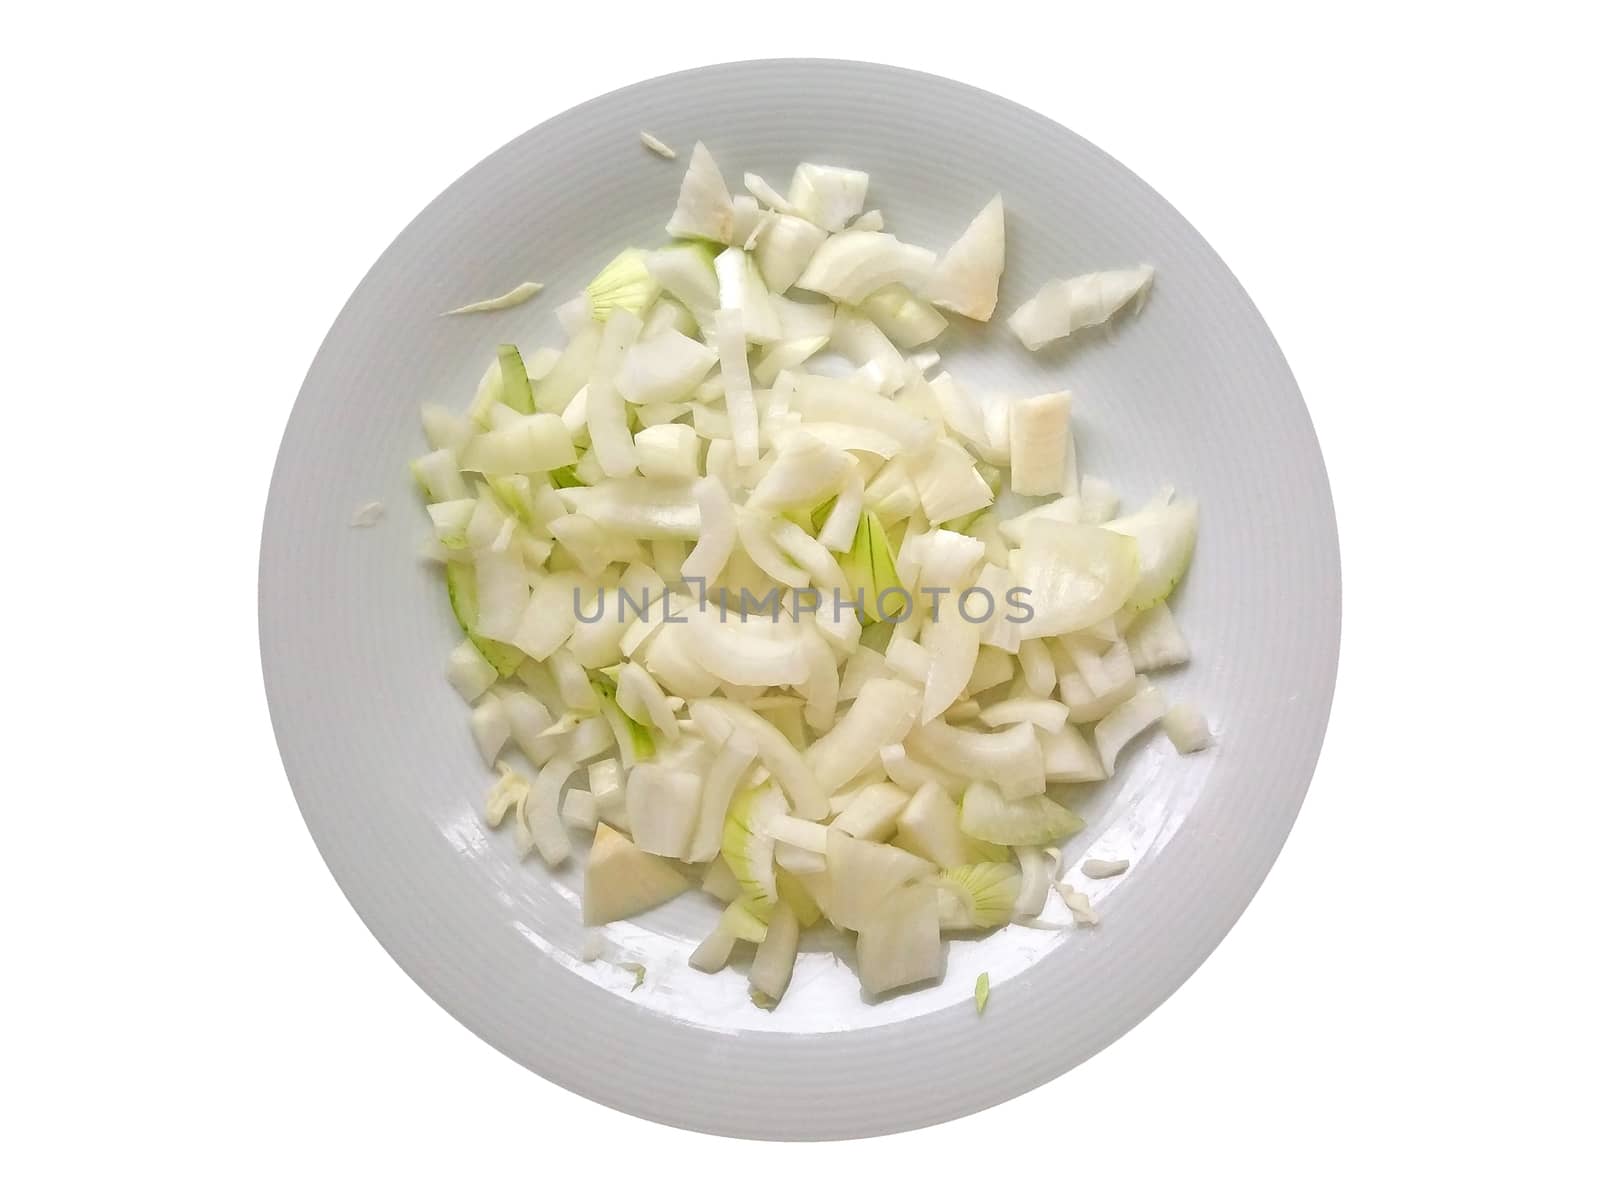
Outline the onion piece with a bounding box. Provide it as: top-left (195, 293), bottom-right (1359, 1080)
top-left (830, 309), bottom-right (908, 393)
top-left (1018, 638), bottom-right (1057, 696)
top-left (998, 496), bottom-right (1083, 545)
top-left (855, 883), bottom-right (942, 996)
top-left (566, 477), bottom-right (700, 538)
top-left (817, 464), bottom-right (865, 551)
top-left (714, 245), bottom-right (782, 343)
top-left (469, 692), bottom-right (510, 766)
top-left (710, 308), bottom-right (759, 467)
top-left (1082, 857), bottom-right (1130, 880)
top-left (447, 640), bottom-right (497, 702)
top-left (831, 782), bottom-right (910, 841)
top-left (924, 195), bottom-right (1005, 321)
top-left (746, 430), bottom-right (850, 512)
top-left (686, 603), bottom-right (808, 687)
top-left (1162, 702), bottom-right (1213, 753)
top-left (616, 661), bottom-right (679, 739)
top-left (1039, 723), bottom-right (1106, 782)
top-left (737, 510), bottom-right (809, 589)
top-left (639, 131), bottom-right (676, 159)
top-left (1008, 265), bottom-right (1155, 351)
top-left (615, 329), bottom-right (716, 406)
top-left (690, 898), bottom-right (769, 971)
top-left (804, 677), bottom-right (921, 793)
top-left (585, 310), bottom-right (643, 476)
top-left (907, 720), bottom-right (1044, 801)
top-left (485, 763), bottom-right (529, 829)
top-left (517, 755), bottom-right (575, 865)
top-left (937, 861), bottom-right (1021, 929)
top-left (823, 828), bottom-right (935, 931)
top-left (676, 733), bottom-right (753, 860)
top-left (787, 163), bottom-right (869, 231)
top-left (1094, 679), bottom-right (1167, 772)
top-left (1104, 495), bottom-right (1199, 612)
top-left (1015, 520), bottom-right (1140, 637)
top-left (752, 335), bottom-right (828, 387)
top-left (666, 142), bottom-right (736, 243)
top-left (978, 697), bottom-right (1070, 733)
top-left (443, 281), bottom-right (544, 316)
top-left (754, 213), bottom-right (827, 292)
top-left (632, 424), bottom-right (700, 481)
top-left (644, 242), bottom-right (720, 328)
top-left (792, 374), bottom-right (934, 448)
top-left (624, 761), bottom-right (702, 857)
top-left (411, 448), bottom-right (469, 503)
top-left (1013, 846), bottom-right (1051, 917)
top-left (460, 414), bottom-right (578, 476)
top-left (691, 700), bottom-right (827, 819)
top-left (1125, 601), bottom-right (1191, 671)
top-left (743, 171), bottom-right (795, 213)
top-left (1008, 391), bottom-right (1073, 497)
top-left (796, 231), bottom-right (937, 305)
top-left (748, 901), bottom-right (800, 1004)
top-left (586, 249), bottom-right (660, 321)
top-left (909, 440), bottom-right (993, 525)
top-left (860, 284), bottom-right (948, 347)
top-left (959, 782), bottom-right (1084, 846)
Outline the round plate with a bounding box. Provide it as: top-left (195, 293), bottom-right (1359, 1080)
top-left (260, 59), bottom-right (1339, 1139)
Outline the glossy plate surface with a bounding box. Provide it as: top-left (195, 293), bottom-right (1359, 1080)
top-left (260, 59), bottom-right (1339, 1138)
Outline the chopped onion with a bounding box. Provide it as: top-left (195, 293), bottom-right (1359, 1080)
top-left (414, 151), bottom-right (1205, 1004)
top-left (787, 163), bottom-right (869, 231)
top-left (1015, 520), bottom-right (1140, 637)
top-left (585, 310), bottom-right (643, 476)
top-left (1105, 494), bottom-right (1199, 612)
top-left (752, 335), bottom-right (829, 387)
top-left (749, 901), bottom-right (799, 1002)
top-left (666, 142), bottom-right (736, 243)
top-left (978, 697), bottom-right (1070, 732)
top-left (1008, 265), bottom-right (1155, 351)
top-left (586, 249), bottom-right (659, 321)
top-left (805, 677), bottom-right (921, 793)
top-left (632, 424), bottom-right (701, 481)
top-left (1162, 702), bottom-right (1213, 753)
top-left (771, 294), bottom-right (836, 340)
top-left (753, 213), bottom-right (827, 293)
top-left (938, 861), bottom-right (1021, 929)
top-left (743, 172), bottom-right (795, 213)
top-left (793, 374), bottom-right (934, 449)
top-left (692, 700), bottom-right (827, 819)
top-left (714, 309), bottom-right (759, 467)
top-left (924, 195), bottom-right (1005, 321)
top-left (860, 284), bottom-right (948, 348)
top-left (644, 243), bottom-right (720, 328)
top-left (959, 782), bottom-right (1084, 846)
top-left (795, 231), bottom-right (937, 305)
top-left (714, 245), bottom-right (782, 343)
top-left (1008, 392), bottom-right (1073, 497)
top-left (615, 329), bottom-right (716, 406)
top-left (908, 720), bottom-right (1044, 801)
top-left (1039, 723), bottom-right (1106, 782)
top-left (517, 755), bottom-right (575, 865)
top-left (442, 280), bottom-right (544, 316)
top-left (1094, 679), bottom-right (1167, 772)
top-left (639, 131), bottom-right (676, 159)
top-left (1013, 846), bottom-right (1051, 917)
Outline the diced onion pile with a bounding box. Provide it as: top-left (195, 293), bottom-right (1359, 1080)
top-left (411, 144), bottom-right (1208, 1006)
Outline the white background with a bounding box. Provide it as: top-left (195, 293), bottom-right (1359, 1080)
top-left (4, 2), bottom-right (1596, 1194)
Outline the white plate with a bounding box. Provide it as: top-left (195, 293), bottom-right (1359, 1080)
top-left (260, 60), bottom-right (1339, 1139)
